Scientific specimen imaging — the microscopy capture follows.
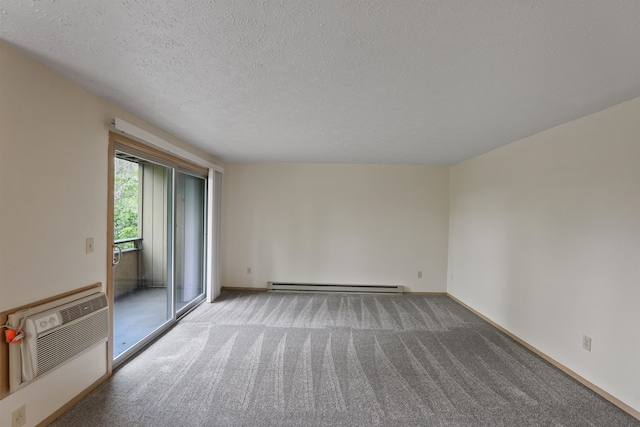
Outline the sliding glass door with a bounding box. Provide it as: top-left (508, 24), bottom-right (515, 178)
top-left (110, 137), bottom-right (207, 365)
top-left (113, 155), bottom-right (174, 359)
top-left (175, 172), bottom-right (207, 313)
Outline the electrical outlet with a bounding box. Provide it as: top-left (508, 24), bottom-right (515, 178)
top-left (582, 335), bottom-right (592, 352)
top-left (417, 271), bottom-right (422, 278)
top-left (12, 404), bottom-right (26, 427)
top-left (86, 237), bottom-right (94, 253)
top-left (247, 267), bottom-right (251, 274)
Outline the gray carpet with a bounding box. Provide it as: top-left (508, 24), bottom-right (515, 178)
top-left (51, 291), bottom-right (639, 426)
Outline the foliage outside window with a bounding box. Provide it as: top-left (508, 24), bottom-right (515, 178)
top-left (114, 157), bottom-right (139, 250)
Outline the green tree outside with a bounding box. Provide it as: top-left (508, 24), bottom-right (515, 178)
top-left (114, 158), bottom-right (139, 249)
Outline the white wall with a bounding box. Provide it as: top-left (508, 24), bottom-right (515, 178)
top-left (0, 41), bottom-right (221, 426)
top-left (447, 97), bottom-right (640, 412)
top-left (221, 163), bottom-right (450, 292)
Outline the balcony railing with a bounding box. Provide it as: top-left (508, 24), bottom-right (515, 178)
top-left (114, 237), bottom-right (142, 252)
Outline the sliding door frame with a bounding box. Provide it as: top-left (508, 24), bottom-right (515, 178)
top-left (107, 132), bottom-right (209, 370)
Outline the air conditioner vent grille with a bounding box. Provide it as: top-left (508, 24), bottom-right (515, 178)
top-left (36, 309), bottom-right (108, 376)
top-left (60, 295), bottom-right (108, 323)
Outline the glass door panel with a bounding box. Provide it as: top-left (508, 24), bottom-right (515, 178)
top-left (175, 172), bottom-right (206, 313)
top-left (113, 155), bottom-right (173, 359)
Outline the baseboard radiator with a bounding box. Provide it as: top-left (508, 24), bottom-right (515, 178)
top-left (7, 288), bottom-right (109, 393)
top-left (267, 282), bottom-right (404, 294)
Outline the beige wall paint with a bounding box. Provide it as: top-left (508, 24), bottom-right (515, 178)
top-left (221, 163), bottom-right (450, 292)
top-left (0, 42), bottom-right (221, 425)
top-left (448, 96), bottom-right (640, 412)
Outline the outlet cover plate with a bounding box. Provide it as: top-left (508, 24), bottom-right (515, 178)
top-left (12, 404), bottom-right (26, 427)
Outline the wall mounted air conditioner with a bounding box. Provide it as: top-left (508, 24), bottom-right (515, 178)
top-left (7, 289), bottom-right (109, 393)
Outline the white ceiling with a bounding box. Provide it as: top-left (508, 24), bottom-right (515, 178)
top-left (2, 1), bottom-right (640, 165)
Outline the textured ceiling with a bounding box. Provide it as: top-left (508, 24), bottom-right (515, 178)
top-left (2, 1), bottom-right (640, 165)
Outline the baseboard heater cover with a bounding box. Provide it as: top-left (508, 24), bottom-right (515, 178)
top-left (267, 282), bottom-right (404, 294)
top-left (7, 289), bottom-right (109, 393)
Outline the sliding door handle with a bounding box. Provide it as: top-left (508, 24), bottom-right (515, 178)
top-left (112, 245), bottom-right (122, 266)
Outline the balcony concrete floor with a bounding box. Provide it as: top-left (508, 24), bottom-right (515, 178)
top-left (113, 288), bottom-right (169, 357)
